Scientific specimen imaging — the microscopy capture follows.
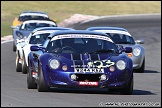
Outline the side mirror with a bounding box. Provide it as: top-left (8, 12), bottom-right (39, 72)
top-left (124, 47), bottom-right (132, 53)
top-left (30, 46), bottom-right (39, 51)
top-left (135, 39), bottom-right (145, 44)
top-left (120, 47), bottom-right (132, 53)
top-left (30, 46), bottom-right (45, 51)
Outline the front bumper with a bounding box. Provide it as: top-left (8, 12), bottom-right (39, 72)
top-left (131, 55), bottom-right (144, 69)
top-left (44, 69), bottom-right (132, 89)
top-left (125, 53), bottom-right (144, 69)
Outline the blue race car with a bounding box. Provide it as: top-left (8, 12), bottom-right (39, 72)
top-left (27, 30), bottom-right (133, 95)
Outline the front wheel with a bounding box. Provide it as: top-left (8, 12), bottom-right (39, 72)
top-left (13, 41), bottom-right (16, 52)
top-left (16, 51), bottom-right (22, 72)
top-left (136, 58), bottom-right (145, 73)
top-left (27, 59), bottom-right (37, 89)
top-left (120, 75), bottom-right (133, 95)
top-left (37, 62), bottom-right (50, 92)
top-left (22, 52), bottom-right (27, 74)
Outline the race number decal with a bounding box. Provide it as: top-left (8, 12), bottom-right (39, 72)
top-left (87, 60), bottom-right (115, 68)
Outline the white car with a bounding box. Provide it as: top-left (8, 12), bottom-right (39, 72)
top-left (16, 27), bottom-right (74, 74)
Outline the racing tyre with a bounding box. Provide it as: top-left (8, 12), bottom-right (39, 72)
top-left (37, 62), bottom-right (50, 92)
top-left (120, 75), bottom-right (133, 95)
top-left (22, 52), bottom-right (27, 74)
top-left (136, 58), bottom-right (145, 73)
top-left (13, 41), bottom-right (16, 52)
top-left (27, 60), bottom-right (37, 89)
top-left (16, 51), bottom-right (22, 72)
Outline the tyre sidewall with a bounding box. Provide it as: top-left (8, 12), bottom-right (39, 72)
top-left (22, 52), bottom-right (27, 74)
top-left (37, 62), bottom-right (49, 92)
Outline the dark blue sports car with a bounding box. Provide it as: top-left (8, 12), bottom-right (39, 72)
top-left (27, 30), bottom-right (133, 95)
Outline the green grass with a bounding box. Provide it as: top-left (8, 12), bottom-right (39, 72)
top-left (1, 1), bottom-right (161, 37)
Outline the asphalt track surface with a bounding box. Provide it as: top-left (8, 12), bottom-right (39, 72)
top-left (1, 14), bottom-right (161, 107)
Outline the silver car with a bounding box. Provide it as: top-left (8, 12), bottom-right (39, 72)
top-left (86, 27), bottom-right (145, 73)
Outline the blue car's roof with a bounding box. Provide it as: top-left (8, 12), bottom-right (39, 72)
top-left (86, 27), bottom-right (128, 32)
top-left (48, 30), bottom-right (109, 38)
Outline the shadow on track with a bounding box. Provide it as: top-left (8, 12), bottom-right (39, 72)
top-left (48, 88), bottom-right (155, 95)
top-left (132, 90), bottom-right (156, 95)
top-left (133, 70), bottom-right (159, 73)
top-left (143, 70), bottom-right (159, 73)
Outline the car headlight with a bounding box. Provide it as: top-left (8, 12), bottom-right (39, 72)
top-left (49, 59), bottom-right (60, 69)
top-left (16, 31), bottom-right (23, 39)
top-left (116, 60), bottom-right (126, 70)
top-left (133, 47), bottom-right (141, 56)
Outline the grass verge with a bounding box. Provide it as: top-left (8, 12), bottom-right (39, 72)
top-left (1, 1), bottom-right (161, 37)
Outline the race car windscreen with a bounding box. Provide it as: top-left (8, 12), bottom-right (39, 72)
top-left (18, 15), bottom-right (49, 21)
top-left (107, 33), bottom-right (135, 44)
top-left (29, 33), bottom-right (50, 45)
top-left (23, 23), bottom-right (56, 31)
top-left (46, 38), bottom-right (119, 54)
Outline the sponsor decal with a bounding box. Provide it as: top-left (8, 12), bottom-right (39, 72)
top-left (50, 34), bottom-right (113, 42)
top-left (79, 81), bottom-right (98, 86)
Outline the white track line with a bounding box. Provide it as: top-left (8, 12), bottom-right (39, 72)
top-left (1, 39), bottom-right (13, 44)
top-left (81, 13), bottom-right (161, 23)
